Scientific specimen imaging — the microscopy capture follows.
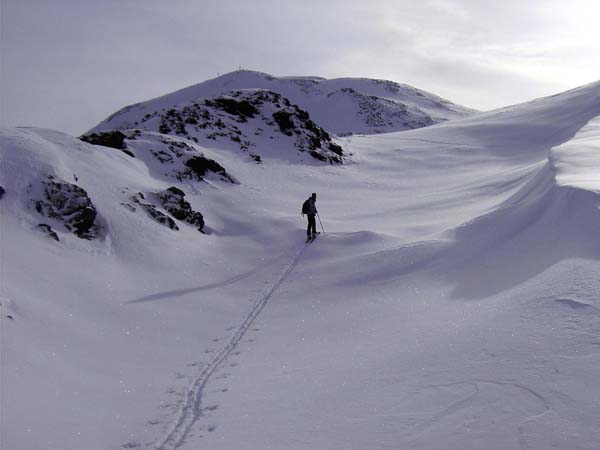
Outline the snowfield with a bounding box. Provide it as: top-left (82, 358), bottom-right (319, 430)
top-left (1, 76), bottom-right (600, 450)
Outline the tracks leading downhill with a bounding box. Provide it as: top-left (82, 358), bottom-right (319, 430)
top-left (154, 243), bottom-right (309, 450)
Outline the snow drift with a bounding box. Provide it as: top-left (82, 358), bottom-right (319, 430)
top-left (335, 80), bottom-right (600, 298)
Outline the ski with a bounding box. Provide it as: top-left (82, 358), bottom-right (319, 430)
top-left (306, 231), bottom-right (320, 243)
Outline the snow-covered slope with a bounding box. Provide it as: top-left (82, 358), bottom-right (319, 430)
top-left (90, 70), bottom-right (476, 137)
top-left (2, 79), bottom-right (600, 450)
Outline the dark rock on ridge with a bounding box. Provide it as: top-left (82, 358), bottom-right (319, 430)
top-left (121, 89), bottom-right (346, 164)
top-left (184, 156), bottom-right (234, 183)
top-left (80, 131), bottom-right (134, 157)
top-left (157, 187), bottom-right (204, 232)
top-left (131, 192), bottom-right (179, 231)
top-left (33, 176), bottom-right (98, 239)
top-left (37, 224), bottom-right (60, 241)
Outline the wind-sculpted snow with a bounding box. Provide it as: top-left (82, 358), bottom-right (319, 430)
top-left (333, 85), bottom-right (600, 298)
top-left (429, 109), bottom-right (600, 298)
top-left (442, 159), bottom-right (600, 298)
top-left (413, 79), bottom-right (600, 159)
top-left (551, 115), bottom-right (600, 193)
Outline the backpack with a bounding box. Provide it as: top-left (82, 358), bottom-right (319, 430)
top-left (302, 198), bottom-right (310, 214)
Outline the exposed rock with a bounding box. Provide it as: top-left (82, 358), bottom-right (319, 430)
top-left (204, 97), bottom-right (259, 120)
top-left (272, 110), bottom-right (295, 135)
top-left (184, 156), bottom-right (234, 183)
top-left (329, 87), bottom-right (435, 132)
top-left (33, 176), bottom-right (98, 239)
top-left (145, 136), bottom-right (235, 183)
top-left (271, 104), bottom-right (343, 164)
top-left (120, 202), bottom-right (137, 213)
top-left (157, 187), bottom-right (204, 232)
top-left (126, 189), bottom-right (205, 233)
top-left (309, 150), bottom-right (327, 162)
top-left (328, 142), bottom-right (344, 156)
top-left (132, 193), bottom-right (178, 230)
top-left (37, 224), bottom-right (60, 241)
top-left (123, 89), bottom-right (346, 164)
top-left (80, 131), bottom-right (134, 157)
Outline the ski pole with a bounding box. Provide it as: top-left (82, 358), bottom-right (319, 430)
top-left (317, 212), bottom-right (325, 233)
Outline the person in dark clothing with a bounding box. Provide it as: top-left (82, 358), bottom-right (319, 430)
top-left (302, 193), bottom-right (318, 238)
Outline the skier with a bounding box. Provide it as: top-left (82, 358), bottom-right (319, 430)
top-left (302, 193), bottom-right (318, 239)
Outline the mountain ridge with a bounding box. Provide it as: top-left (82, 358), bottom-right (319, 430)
top-left (90, 70), bottom-right (477, 137)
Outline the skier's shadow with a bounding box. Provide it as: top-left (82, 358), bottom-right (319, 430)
top-left (125, 254), bottom-right (285, 304)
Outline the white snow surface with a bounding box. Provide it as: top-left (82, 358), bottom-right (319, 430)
top-left (2, 79), bottom-right (600, 450)
top-left (89, 70), bottom-right (476, 137)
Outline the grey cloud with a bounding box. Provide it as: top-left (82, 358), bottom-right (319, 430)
top-left (1, 0), bottom-right (598, 134)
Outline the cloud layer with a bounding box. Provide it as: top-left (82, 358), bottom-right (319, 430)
top-left (2, 0), bottom-right (599, 135)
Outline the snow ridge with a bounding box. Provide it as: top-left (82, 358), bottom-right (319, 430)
top-left (550, 115), bottom-right (600, 193)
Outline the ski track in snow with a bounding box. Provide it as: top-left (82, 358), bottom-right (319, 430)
top-left (410, 379), bottom-right (550, 450)
top-left (152, 242), bottom-right (309, 450)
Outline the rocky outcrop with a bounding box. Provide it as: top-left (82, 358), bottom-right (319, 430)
top-left (271, 104), bottom-right (343, 163)
top-left (37, 224), bottom-right (60, 241)
top-left (33, 176), bottom-right (98, 239)
top-left (327, 87), bottom-right (435, 133)
top-left (157, 187), bottom-right (204, 232)
top-left (204, 96), bottom-right (259, 120)
top-left (183, 156), bottom-right (233, 183)
top-left (115, 89), bottom-right (346, 164)
top-left (148, 137), bottom-right (235, 183)
top-left (131, 192), bottom-right (178, 230)
top-left (80, 131), bottom-right (134, 157)
top-left (126, 188), bottom-right (205, 233)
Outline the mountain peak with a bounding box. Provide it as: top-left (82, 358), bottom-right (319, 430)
top-left (90, 71), bottom-right (476, 138)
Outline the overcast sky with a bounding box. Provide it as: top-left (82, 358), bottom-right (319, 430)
top-left (2, 0), bottom-right (599, 135)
